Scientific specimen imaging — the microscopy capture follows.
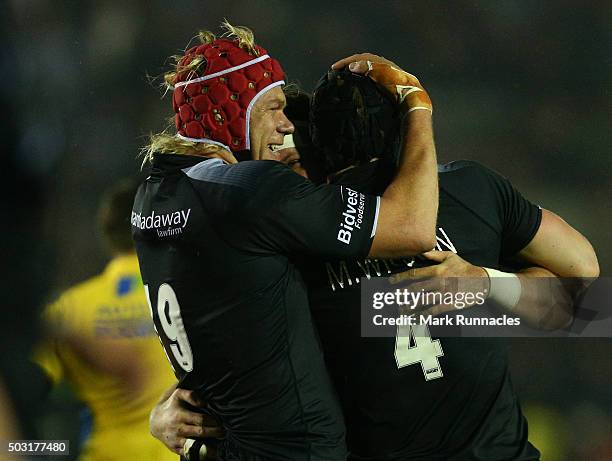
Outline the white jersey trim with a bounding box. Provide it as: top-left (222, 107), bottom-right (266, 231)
top-left (371, 196), bottom-right (381, 237)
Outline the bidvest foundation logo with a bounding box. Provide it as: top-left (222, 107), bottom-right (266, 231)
top-left (338, 186), bottom-right (365, 245)
top-left (337, 187), bottom-right (366, 244)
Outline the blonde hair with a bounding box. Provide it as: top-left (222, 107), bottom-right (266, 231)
top-left (220, 20), bottom-right (259, 56)
top-left (143, 20), bottom-right (261, 165)
top-left (140, 129), bottom-right (227, 166)
top-left (162, 20), bottom-right (259, 91)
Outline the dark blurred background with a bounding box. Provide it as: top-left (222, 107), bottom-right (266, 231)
top-left (3, 1), bottom-right (611, 459)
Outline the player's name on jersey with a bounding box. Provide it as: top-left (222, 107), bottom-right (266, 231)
top-left (325, 226), bottom-right (457, 291)
top-left (372, 313), bottom-right (521, 327)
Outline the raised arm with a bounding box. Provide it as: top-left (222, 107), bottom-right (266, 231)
top-left (333, 54), bottom-right (438, 258)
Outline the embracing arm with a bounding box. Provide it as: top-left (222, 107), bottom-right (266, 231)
top-left (150, 383), bottom-right (223, 457)
top-left (333, 54), bottom-right (438, 258)
top-left (392, 209), bottom-right (599, 330)
top-left (510, 209), bottom-right (599, 328)
top-left (371, 111), bottom-right (438, 258)
top-left (517, 209), bottom-right (599, 278)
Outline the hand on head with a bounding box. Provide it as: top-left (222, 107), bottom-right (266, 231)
top-left (331, 52), bottom-right (432, 115)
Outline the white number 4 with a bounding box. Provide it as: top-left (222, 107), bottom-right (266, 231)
top-left (144, 283), bottom-right (194, 373)
top-left (395, 323), bottom-right (444, 381)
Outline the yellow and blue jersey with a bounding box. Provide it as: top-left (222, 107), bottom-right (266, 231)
top-left (34, 254), bottom-right (177, 461)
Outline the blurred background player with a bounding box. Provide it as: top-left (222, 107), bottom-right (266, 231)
top-left (33, 178), bottom-right (177, 461)
top-left (150, 65), bottom-right (599, 460)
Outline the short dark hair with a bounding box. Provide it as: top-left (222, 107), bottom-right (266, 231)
top-left (98, 178), bottom-right (139, 253)
top-left (310, 69), bottom-right (400, 177)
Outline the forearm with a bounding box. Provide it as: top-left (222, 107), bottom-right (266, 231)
top-left (506, 267), bottom-right (574, 330)
top-left (374, 112), bottom-right (438, 257)
top-left (338, 56), bottom-right (438, 257)
top-left (506, 209), bottom-right (600, 328)
top-left (393, 251), bottom-right (587, 331)
top-left (386, 111), bottom-right (438, 236)
top-left (514, 263), bottom-right (600, 329)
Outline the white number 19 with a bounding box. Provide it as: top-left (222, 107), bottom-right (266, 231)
top-left (144, 283), bottom-right (194, 373)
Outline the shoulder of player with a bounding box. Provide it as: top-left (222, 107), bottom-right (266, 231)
top-left (182, 159), bottom-right (306, 223)
top-left (48, 273), bottom-right (107, 314)
top-left (438, 159), bottom-right (514, 232)
top-left (439, 160), bottom-right (510, 192)
top-left (183, 158), bottom-right (298, 193)
top-left (439, 159), bottom-right (501, 176)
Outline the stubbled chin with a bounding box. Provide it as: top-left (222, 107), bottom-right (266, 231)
top-left (260, 148), bottom-right (278, 161)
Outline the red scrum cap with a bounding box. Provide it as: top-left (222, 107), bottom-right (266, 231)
top-left (172, 38), bottom-right (285, 153)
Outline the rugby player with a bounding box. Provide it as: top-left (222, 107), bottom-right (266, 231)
top-left (34, 179), bottom-right (177, 461)
top-left (151, 67), bottom-right (598, 460)
top-left (304, 67), bottom-right (598, 460)
top-left (133, 22), bottom-right (439, 460)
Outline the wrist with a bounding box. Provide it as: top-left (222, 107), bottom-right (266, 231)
top-left (400, 104), bottom-right (433, 121)
top-left (400, 110), bottom-right (433, 131)
top-left (482, 267), bottom-right (522, 311)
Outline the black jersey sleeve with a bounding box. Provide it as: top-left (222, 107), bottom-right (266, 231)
top-left (185, 159), bottom-right (380, 259)
top-left (247, 162), bottom-right (380, 258)
top-left (440, 160), bottom-right (542, 258)
top-left (483, 166), bottom-right (542, 257)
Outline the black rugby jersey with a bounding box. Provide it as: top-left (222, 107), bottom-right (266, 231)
top-left (132, 153), bottom-right (380, 460)
top-left (302, 160), bottom-right (542, 461)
